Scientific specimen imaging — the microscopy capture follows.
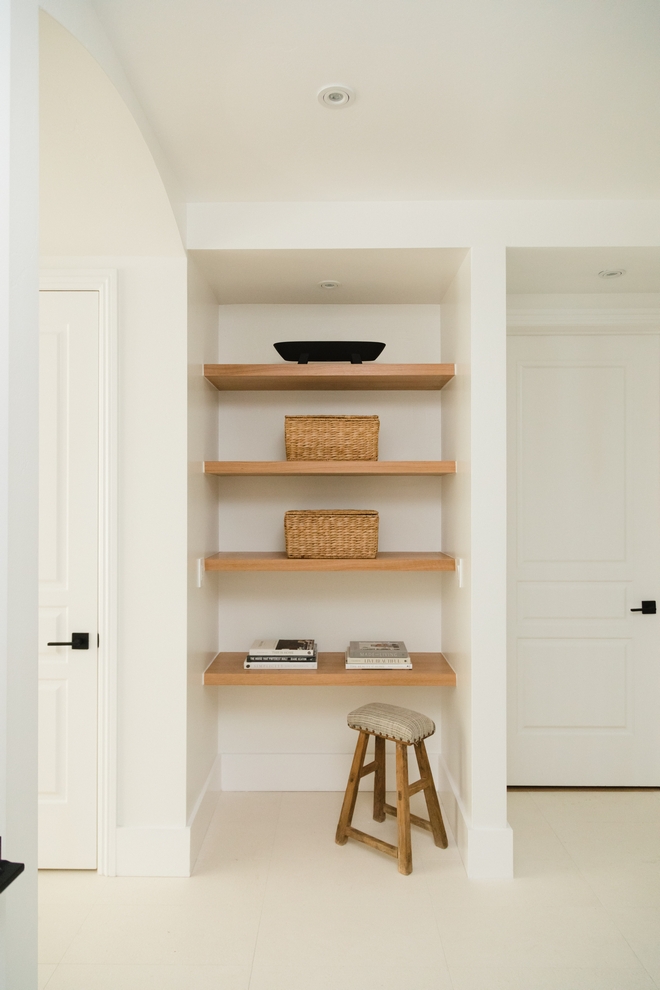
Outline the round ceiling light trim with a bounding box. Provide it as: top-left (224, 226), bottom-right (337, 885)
top-left (318, 85), bottom-right (355, 109)
top-left (318, 280), bottom-right (341, 289)
top-left (598, 269), bottom-right (626, 279)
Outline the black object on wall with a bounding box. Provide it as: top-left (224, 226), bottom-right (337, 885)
top-left (0, 838), bottom-right (24, 894)
top-left (274, 341), bottom-right (386, 364)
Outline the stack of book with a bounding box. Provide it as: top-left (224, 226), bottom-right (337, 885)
top-left (244, 639), bottom-right (318, 670)
top-left (345, 641), bottom-right (412, 670)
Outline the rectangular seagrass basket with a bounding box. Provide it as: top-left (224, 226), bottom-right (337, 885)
top-left (285, 415), bottom-right (379, 461)
top-left (284, 509), bottom-right (379, 558)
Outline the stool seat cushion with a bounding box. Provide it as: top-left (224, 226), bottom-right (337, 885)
top-left (347, 703), bottom-right (435, 744)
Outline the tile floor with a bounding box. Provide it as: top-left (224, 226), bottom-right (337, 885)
top-left (39, 788), bottom-right (660, 989)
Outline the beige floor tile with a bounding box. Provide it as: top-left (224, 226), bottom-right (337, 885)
top-left (38, 964), bottom-right (56, 989)
top-left (277, 790), bottom-right (344, 825)
top-left (448, 964), bottom-right (657, 990)
top-left (59, 898), bottom-right (261, 967)
top-left (37, 790), bottom-right (660, 990)
top-left (608, 907), bottom-right (660, 983)
top-left (208, 792), bottom-right (282, 826)
top-left (432, 901), bottom-right (645, 971)
top-left (254, 884), bottom-right (445, 970)
top-left (575, 862), bottom-right (660, 910)
top-left (248, 962), bottom-right (454, 990)
top-left (507, 790), bottom-right (552, 825)
top-left (38, 901), bottom-right (95, 965)
top-left (44, 964), bottom-right (250, 989)
top-left (532, 789), bottom-right (660, 826)
top-left (555, 822), bottom-right (660, 865)
top-left (96, 869), bottom-right (267, 908)
top-left (547, 821), bottom-right (660, 908)
top-left (38, 870), bottom-right (108, 906)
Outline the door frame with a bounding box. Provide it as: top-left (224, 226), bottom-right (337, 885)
top-left (39, 270), bottom-right (118, 874)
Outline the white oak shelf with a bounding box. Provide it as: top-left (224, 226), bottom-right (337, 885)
top-left (204, 460), bottom-right (456, 476)
top-left (204, 363), bottom-right (455, 391)
top-left (204, 551), bottom-right (455, 572)
top-left (203, 652), bottom-right (456, 686)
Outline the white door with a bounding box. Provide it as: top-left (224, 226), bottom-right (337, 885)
top-left (508, 333), bottom-right (660, 785)
top-left (39, 290), bottom-right (99, 867)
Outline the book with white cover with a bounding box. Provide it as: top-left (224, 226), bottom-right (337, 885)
top-left (345, 651), bottom-right (412, 670)
top-left (244, 657), bottom-right (318, 670)
top-left (347, 640), bottom-right (409, 659)
top-left (249, 638), bottom-right (316, 657)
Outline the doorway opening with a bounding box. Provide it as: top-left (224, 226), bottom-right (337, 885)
top-left (38, 272), bottom-right (118, 874)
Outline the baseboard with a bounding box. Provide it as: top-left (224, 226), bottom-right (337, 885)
top-left (115, 757), bottom-right (222, 877)
top-left (437, 755), bottom-right (513, 880)
top-left (188, 755), bottom-right (222, 870)
top-left (115, 827), bottom-right (191, 877)
top-left (220, 751), bottom-right (440, 792)
top-left (436, 755), bottom-right (470, 863)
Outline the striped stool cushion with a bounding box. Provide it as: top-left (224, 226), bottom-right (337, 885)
top-left (347, 703), bottom-right (435, 745)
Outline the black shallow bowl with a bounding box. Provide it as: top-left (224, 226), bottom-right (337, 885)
top-left (274, 341), bottom-right (386, 364)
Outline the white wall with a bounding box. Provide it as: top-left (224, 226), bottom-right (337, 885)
top-left (468, 246), bottom-right (512, 877)
top-left (0, 1), bottom-right (39, 985)
top-left (40, 14), bottom-right (193, 875)
top-left (186, 257), bottom-right (220, 865)
top-left (39, 0), bottom-right (186, 239)
top-left (214, 303), bottom-right (447, 790)
top-left (39, 11), bottom-right (182, 258)
top-left (439, 255), bottom-right (472, 855)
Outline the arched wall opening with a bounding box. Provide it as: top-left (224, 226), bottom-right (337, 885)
top-left (39, 11), bottom-right (218, 876)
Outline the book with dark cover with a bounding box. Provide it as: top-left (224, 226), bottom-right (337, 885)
top-left (249, 638), bottom-right (316, 657)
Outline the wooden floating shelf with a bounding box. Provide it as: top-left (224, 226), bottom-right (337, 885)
top-left (204, 460), bottom-right (456, 477)
top-left (204, 552), bottom-right (455, 572)
top-left (204, 363), bottom-right (455, 391)
top-left (203, 652), bottom-right (456, 687)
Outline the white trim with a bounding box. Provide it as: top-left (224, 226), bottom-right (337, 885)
top-left (187, 755), bottom-right (221, 870)
top-left (507, 307), bottom-right (660, 329)
top-left (219, 751), bottom-right (439, 792)
top-left (39, 270), bottom-right (119, 876)
top-left (437, 755), bottom-right (514, 879)
top-left (115, 827), bottom-right (190, 877)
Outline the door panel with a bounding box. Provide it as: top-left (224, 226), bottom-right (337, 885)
top-left (508, 334), bottom-right (660, 785)
top-left (39, 290), bottom-right (99, 868)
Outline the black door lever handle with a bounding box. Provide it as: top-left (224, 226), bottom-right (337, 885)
top-left (47, 632), bottom-right (90, 649)
top-left (631, 601), bottom-right (656, 614)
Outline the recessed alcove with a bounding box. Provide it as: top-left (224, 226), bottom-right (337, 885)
top-left (196, 247), bottom-right (470, 793)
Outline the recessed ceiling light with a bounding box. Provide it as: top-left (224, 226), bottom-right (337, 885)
top-left (598, 269), bottom-right (626, 279)
top-left (318, 85), bottom-right (355, 109)
top-left (318, 280), bottom-right (340, 289)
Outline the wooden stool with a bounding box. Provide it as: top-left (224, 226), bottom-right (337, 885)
top-left (335, 702), bottom-right (448, 875)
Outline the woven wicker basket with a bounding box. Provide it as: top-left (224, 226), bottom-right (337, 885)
top-left (284, 509), bottom-right (379, 558)
top-left (285, 415), bottom-right (379, 461)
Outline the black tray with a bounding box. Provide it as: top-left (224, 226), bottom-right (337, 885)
top-left (274, 341), bottom-right (386, 364)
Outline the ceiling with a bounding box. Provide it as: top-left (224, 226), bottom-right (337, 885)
top-left (189, 248), bottom-right (468, 303)
top-left (507, 247), bottom-right (660, 294)
top-left (91, 0), bottom-right (660, 202)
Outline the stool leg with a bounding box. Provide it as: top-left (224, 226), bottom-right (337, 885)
top-left (395, 743), bottom-right (412, 875)
top-left (414, 740), bottom-right (448, 849)
top-left (336, 731), bottom-right (369, 845)
top-left (373, 736), bottom-right (386, 823)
